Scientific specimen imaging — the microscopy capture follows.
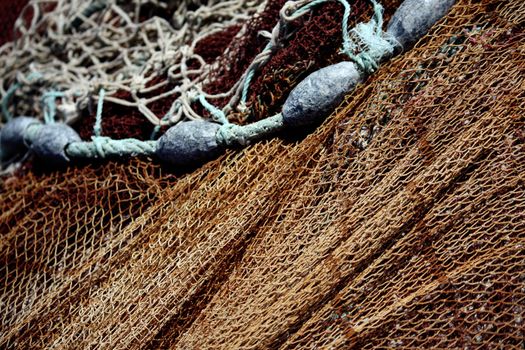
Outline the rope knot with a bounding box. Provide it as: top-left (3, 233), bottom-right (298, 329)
top-left (91, 136), bottom-right (111, 158)
top-left (341, 0), bottom-right (397, 74)
top-left (217, 123), bottom-right (246, 147)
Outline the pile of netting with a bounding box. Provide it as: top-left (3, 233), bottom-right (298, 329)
top-left (1, 0), bottom-right (524, 348)
top-left (0, 0), bottom-right (271, 143)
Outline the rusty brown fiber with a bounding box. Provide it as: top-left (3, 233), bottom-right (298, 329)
top-left (1, 0), bottom-right (524, 348)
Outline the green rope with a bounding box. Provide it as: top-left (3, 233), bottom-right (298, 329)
top-left (239, 42), bottom-right (272, 107)
top-left (341, 0), bottom-right (396, 73)
top-left (2, 83), bottom-right (20, 122)
top-left (238, 0), bottom-right (350, 108)
top-left (67, 137), bottom-right (157, 159)
top-left (198, 95), bottom-right (229, 124)
top-left (150, 116), bottom-right (167, 140)
top-left (217, 113), bottom-right (284, 147)
top-left (237, 0), bottom-right (394, 107)
top-left (41, 90), bottom-right (65, 124)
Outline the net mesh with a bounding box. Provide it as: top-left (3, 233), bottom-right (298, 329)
top-left (1, 0), bottom-right (524, 348)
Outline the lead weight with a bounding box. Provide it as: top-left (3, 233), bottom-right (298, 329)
top-left (0, 117), bottom-right (41, 160)
top-left (282, 61), bottom-right (364, 127)
top-left (387, 0), bottom-right (456, 49)
top-left (156, 120), bottom-right (224, 167)
top-left (30, 123), bottom-right (82, 166)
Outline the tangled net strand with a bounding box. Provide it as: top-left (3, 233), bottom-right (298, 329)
top-left (0, 0), bottom-right (267, 129)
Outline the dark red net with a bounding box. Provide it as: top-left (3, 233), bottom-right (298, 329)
top-left (65, 0), bottom-right (384, 139)
top-left (0, 0), bottom-right (29, 46)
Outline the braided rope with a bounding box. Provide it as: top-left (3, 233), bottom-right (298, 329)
top-left (66, 137), bottom-right (157, 159)
top-left (217, 113), bottom-right (284, 147)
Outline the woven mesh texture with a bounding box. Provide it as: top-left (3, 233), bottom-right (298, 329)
top-left (1, 0), bottom-right (525, 348)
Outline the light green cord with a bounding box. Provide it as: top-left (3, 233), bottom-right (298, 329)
top-left (239, 0), bottom-right (352, 107)
top-left (198, 95), bottom-right (229, 124)
top-left (217, 114), bottom-right (285, 147)
top-left (42, 90), bottom-right (65, 124)
top-left (235, 0), bottom-right (395, 108)
top-left (66, 137), bottom-right (157, 159)
top-left (2, 83), bottom-right (20, 122)
top-left (341, 0), bottom-right (397, 73)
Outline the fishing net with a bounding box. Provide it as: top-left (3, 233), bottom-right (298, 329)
top-left (1, 0), bottom-right (524, 348)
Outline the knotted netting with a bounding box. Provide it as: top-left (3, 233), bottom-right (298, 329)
top-left (1, 0), bottom-right (524, 348)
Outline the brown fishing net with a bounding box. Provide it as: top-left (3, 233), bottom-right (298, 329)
top-left (1, 0), bottom-right (524, 348)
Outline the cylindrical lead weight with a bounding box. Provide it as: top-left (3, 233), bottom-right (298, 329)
top-left (0, 117), bottom-right (41, 160)
top-left (387, 0), bottom-right (455, 49)
top-left (282, 61), bottom-right (364, 127)
top-left (30, 124), bottom-right (82, 166)
top-left (156, 120), bottom-right (223, 167)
